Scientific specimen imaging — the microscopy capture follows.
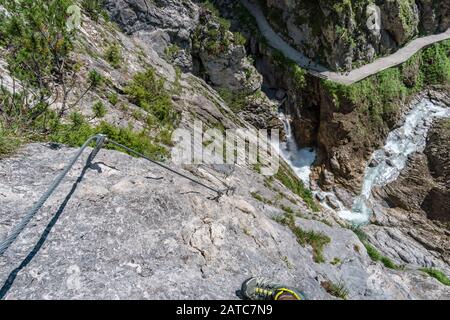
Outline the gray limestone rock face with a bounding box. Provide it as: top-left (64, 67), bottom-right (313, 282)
top-left (104, 0), bottom-right (199, 71)
top-left (103, 0), bottom-right (268, 110)
top-left (0, 144), bottom-right (448, 300)
top-left (192, 9), bottom-right (263, 94)
top-left (104, 0), bottom-right (199, 41)
top-left (198, 42), bottom-right (262, 93)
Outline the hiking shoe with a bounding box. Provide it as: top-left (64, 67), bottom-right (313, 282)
top-left (240, 277), bottom-right (306, 300)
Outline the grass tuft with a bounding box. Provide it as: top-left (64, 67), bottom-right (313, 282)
top-left (276, 212), bottom-right (330, 263)
top-left (352, 227), bottom-right (402, 270)
top-left (420, 268), bottom-right (450, 286)
top-left (321, 281), bottom-right (349, 300)
top-left (275, 164), bottom-right (319, 212)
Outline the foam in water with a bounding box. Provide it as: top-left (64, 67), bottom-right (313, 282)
top-left (276, 113), bottom-right (316, 187)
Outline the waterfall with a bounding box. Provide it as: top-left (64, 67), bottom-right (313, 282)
top-left (276, 112), bottom-right (316, 187)
top-left (276, 98), bottom-right (450, 225)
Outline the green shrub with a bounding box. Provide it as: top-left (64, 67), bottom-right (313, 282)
top-left (155, 128), bottom-right (175, 147)
top-left (196, 0), bottom-right (249, 56)
top-left (82, 0), bottom-right (107, 22)
top-left (0, 0), bottom-right (76, 86)
top-left (0, 128), bottom-right (23, 158)
top-left (351, 226), bottom-right (368, 242)
top-left (292, 226), bottom-right (330, 263)
top-left (217, 88), bottom-right (248, 113)
top-left (51, 114), bottom-right (169, 161)
top-left (271, 49), bottom-right (307, 90)
top-left (251, 192), bottom-right (264, 202)
top-left (105, 44), bottom-right (122, 69)
top-left (108, 93), bottom-right (119, 106)
top-left (251, 192), bottom-right (274, 205)
top-left (381, 256), bottom-right (401, 270)
top-left (124, 68), bottom-right (178, 126)
top-left (330, 257), bottom-right (342, 266)
top-left (88, 70), bottom-right (104, 88)
top-left (92, 101), bottom-right (107, 118)
top-left (421, 40), bottom-right (450, 85)
top-left (200, 0), bottom-right (220, 16)
top-left (364, 243), bottom-right (382, 261)
top-left (165, 44), bottom-right (180, 62)
top-left (95, 122), bottom-right (169, 161)
top-left (0, 1), bottom-right (169, 162)
top-left (0, 0), bottom-right (82, 119)
top-left (281, 205), bottom-right (294, 214)
top-left (234, 32), bottom-right (247, 46)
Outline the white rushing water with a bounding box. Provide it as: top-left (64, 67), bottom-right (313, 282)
top-left (276, 112), bottom-right (317, 187)
top-left (340, 98), bottom-right (450, 223)
top-left (278, 98), bottom-right (450, 225)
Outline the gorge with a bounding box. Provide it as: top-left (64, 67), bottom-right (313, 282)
top-left (278, 97), bottom-right (450, 225)
top-left (0, 0), bottom-right (449, 300)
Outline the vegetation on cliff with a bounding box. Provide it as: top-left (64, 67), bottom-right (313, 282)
top-left (0, 0), bottom-right (174, 160)
top-left (322, 39), bottom-right (450, 126)
top-left (420, 268), bottom-right (450, 286)
top-left (257, 0), bottom-right (448, 70)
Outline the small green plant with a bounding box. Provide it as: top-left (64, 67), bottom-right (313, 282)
top-left (253, 163), bottom-right (262, 174)
top-left (217, 88), bottom-right (248, 113)
top-left (275, 165), bottom-right (318, 212)
top-left (420, 268), bottom-right (450, 286)
top-left (364, 243), bottom-right (382, 261)
top-left (351, 227), bottom-right (368, 242)
top-left (88, 70), bottom-right (104, 88)
top-left (281, 205), bottom-right (294, 214)
top-left (234, 32), bottom-right (247, 46)
top-left (276, 212), bottom-right (330, 263)
top-left (125, 68), bottom-right (178, 126)
top-left (330, 257), bottom-right (342, 266)
top-left (108, 93), bottom-right (119, 106)
top-left (165, 44), bottom-right (180, 62)
top-left (104, 44), bottom-right (122, 69)
top-left (352, 227), bottom-right (401, 270)
top-left (82, 0), bottom-right (107, 22)
top-left (92, 101), bottom-right (107, 119)
top-left (51, 114), bottom-right (169, 161)
top-left (282, 256), bottom-right (294, 269)
top-left (0, 128), bottom-right (23, 158)
top-left (155, 128), bottom-right (175, 147)
top-left (251, 192), bottom-right (273, 205)
top-left (251, 192), bottom-right (264, 202)
top-left (173, 66), bottom-right (183, 95)
top-left (321, 281), bottom-right (349, 300)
